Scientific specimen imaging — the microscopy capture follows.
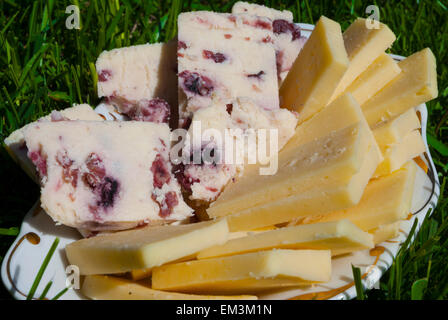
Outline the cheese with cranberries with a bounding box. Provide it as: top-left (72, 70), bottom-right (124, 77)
top-left (232, 1), bottom-right (307, 83)
top-left (4, 104), bottom-right (103, 183)
top-left (176, 98), bottom-right (297, 202)
top-left (23, 121), bottom-right (193, 230)
top-left (177, 11), bottom-right (279, 127)
top-left (96, 41), bottom-right (177, 126)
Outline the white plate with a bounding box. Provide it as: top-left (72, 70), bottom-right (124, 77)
top-left (1, 24), bottom-right (441, 300)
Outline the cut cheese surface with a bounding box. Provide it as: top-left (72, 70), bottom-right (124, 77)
top-left (208, 122), bottom-right (371, 220)
top-left (373, 108), bottom-right (421, 151)
top-left (4, 104), bottom-right (102, 183)
top-left (362, 48), bottom-right (438, 127)
top-left (330, 18), bottom-right (396, 102)
top-left (197, 219), bottom-right (373, 259)
top-left (152, 249), bottom-right (331, 294)
top-left (280, 16), bottom-right (349, 123)
top-left (370, 221), bottom-right (401, 245)
top-left (299, 161), bottom-right (418, 231)
top-left (66, 219), bottom-right (228, 275)
top-left (374, 130), bottom-right (425, 177)
top-left (343, 53), bottom-right (401, 105)
top-left (224, 138), bottom-right (381, 232)
top-left (82, 275), bottom-right (257, 300)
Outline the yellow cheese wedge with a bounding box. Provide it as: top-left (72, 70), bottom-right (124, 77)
top-left (225, 142), bottom-right (380, 232)
top-left (374, 130), bottom-right (425, 177)
top-left (362, 48), bottom-right (438, 127)
top-left (280, 16), bottom-right (349, 123)
top-left (65, 219), bottom-right (228, 275)
top-left (152, 249), bottom-right (331, 294)
top-left (208, 122), bottom-right (374, 225)
top-left (197, 220), bottom-right (373, 259)
top-left (369, 221), bottom-right (401, 245)
top-left (343, 53), bottom-right (401, 105)
top-left (82, 275), bottom-right (257, 300)
top-left (298, 161), bottom-right (417, 231)
top-left (329, 18), bottom-right (396, 102)
top-left (372, 108), bottom-right (421, 152)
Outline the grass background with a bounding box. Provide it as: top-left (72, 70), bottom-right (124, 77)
top-left (0, 0), bottom-right (447, 300)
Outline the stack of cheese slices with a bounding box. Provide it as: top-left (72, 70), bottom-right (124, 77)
top-left (4, 2), bottom-right (438, 300)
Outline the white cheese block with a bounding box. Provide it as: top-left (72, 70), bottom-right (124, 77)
top-left (23, 121), bottom-right (192, 230)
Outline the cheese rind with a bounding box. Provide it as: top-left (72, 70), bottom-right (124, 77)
top-left (299, 162), bottom-right (417, 231)
top-left (343, 53), bottom-right (401, 105)
top-left (4, 104), bottom-right (102, 182)
top-left (152, 249), bottom-right (331, 294)
top-left (280, 16), bottom-right (349, 123)
top-left (374, 130), bottom-right (425, 177)
top-left (82, 275), bottom-right (257, 300)
top-left (372, 108), bottom-right (421, 151)
top-left (197, 219), bottom-right (373, 259)
top-left (330, 18), bottom-right (396, 102)
top-left (362, 48), bottom-right (438, 127)
top-left (232, 1), bottom-right (293, 21)
top-left (66, 219), bottom-right (228, 275)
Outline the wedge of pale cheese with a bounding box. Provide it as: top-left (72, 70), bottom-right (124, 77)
top-left (374, 130), bottom-right (425, 177)
top-left (362, 48), bottom-right (438, 127)
top-left (329, 18), bottom-right (396, 102)
top-left (298, 161), bottom-right (417, 231)
top-left (372, 108), bottom-right (421, 151)
top-left (280, 16), bottom-right (349, 124)
top-left (197, 219), bottom-right (373, 259)
top-left (4, 104), bottom-right (102, 183)
top-left (152, 249), bottom-right (331, 294)
top-left (208, 94), bottom-right (381, 231)
top-left (369, 221), bottom-right (401, 245)
top-left (66, 219), bottom-right (228, 275)
top-left (343, 53), bottom-right (401, 105)
top-left (82, 275), bottom-right (257, 300)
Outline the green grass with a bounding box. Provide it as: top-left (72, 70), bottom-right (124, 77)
top-left (0, 0), bottom-right (447, 300)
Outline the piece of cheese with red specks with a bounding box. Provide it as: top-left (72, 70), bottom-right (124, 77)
top-left (177, 11), bottom-right (279, 125)
top-left (232, 1), bottom-right (307, 83)
top-left (280, 16), bottom-right (349, 124)
top-left (96, 41), bottom-right (178, 114)
top-left (24, 121), bottom-right (192, 230)
top-left (4, 104), bottom-right (103, 183)
top-left (82, 275), bottom-right (258, 300)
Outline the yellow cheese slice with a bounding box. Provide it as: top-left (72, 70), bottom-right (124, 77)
top-left (298, 161), bottom-right (417, 231)
top-left (372, 108), bottom-right (421, 152)
top-left (65, 219), bottom-right (228, 275)
top-left (374, 130), bottom-right (425, 177)
top-left (82, 275), bottom-right (257, 300)
top-left (329, 18), bottom-right (396, 102)
top-left (280, 16), bottom-right (349, 124)
top-left (369, 221), bottom-right (401, 245)
top-left (343, 53), bottom-right (401, 105)
top-left (152, 249), bottom-right (331, 294)
top-left (197, 219), bottom-right (373, 259)
top-left (208, 122), bottom-right (372, 222)
top-left (362, 48), bottom-right (438, 127)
